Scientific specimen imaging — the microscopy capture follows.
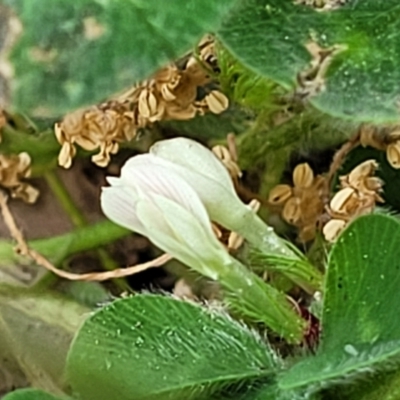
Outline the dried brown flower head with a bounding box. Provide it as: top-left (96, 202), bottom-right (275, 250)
top-left (323, 159), bottom-right (383, 242)
top-left (0, 152), bottom-right (39, 203)
top-left (360, 124), bottom-right (400, 169)
top-left (269, 163), bottom-right (328, 242)
top-left (55, 102), bottom-right (135, 168)
top-left (55, 37), bottom-right (229, 168)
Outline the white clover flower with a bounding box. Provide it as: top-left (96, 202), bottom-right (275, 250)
top-left (100, 155), bottom-right (231, 280)
top-left (150, 137), bottom-right (251, 233)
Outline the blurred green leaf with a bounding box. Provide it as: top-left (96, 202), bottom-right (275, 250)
top-left (5, 0), bottom-right (237, 116)
top-left (67, 295), bottom-right (278, 400)
top-left (0, 289), bottom-right (88, 394)
top-left (218, 0), bottom-right (400, 122)
top-left (2, 389), bottom-right (70, 400)
top-left (279, 214), bottom-right (400, 390)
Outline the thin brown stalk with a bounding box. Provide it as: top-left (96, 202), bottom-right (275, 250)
top-left (0, 190), bottom-right (171, 281)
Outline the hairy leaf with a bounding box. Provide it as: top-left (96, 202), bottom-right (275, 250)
top-left (279, 214), bottom-right (400, 390)
top-left (67, 295), bottom-right (278, 400)
top-left (218, 0), bottom-right (400, 122)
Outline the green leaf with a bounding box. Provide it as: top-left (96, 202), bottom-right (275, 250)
top-left (279, 214), bottom-right (400, 390)
top-left (218, 0), bottom-right (400, 122)
top-left (2, 389), bottom-right (70, 400)
top-left (5, 0), bottom-right (237, 116)
top-left (0, 289), bottom-right (88, 393)
top-left (67, 295), bottom-right (277, 400)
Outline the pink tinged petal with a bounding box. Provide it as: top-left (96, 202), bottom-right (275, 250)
top-left (100, 186), bottom-right (146, 234)
top-left (150, 137), bottom-right (235, 193)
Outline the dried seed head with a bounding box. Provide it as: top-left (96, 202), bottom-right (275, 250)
top-left (282, 197), bottom-right (301, 224)
top-left (204, 90), bottom-right (229, 114)
top-left (330, 187), bottom-right (356, 214)
top-left (293, 163), bottom-right (314, 189)
top-left (55, 36), bottom-right (226, 168)
top-left (0, 152), bottom-right (39, 203)
top-left (268, 184), bottom-right (293, 205)
top-left (323, 219), bottom-right (346, 242)
top-left (387, 142), bottom-right (400, 169)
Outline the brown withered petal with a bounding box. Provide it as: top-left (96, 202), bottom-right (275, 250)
top-left (61, 109), bottom-right (85, 137)
top-left (389, 130), bottom-right (400, 140)
top-left (323, 219), bottom-right (346, 242)
top-left (282, 197), bottom-right (302, 224)
top-left (164, 104), bottom-right (197, 120)
top-left (17, 152), bottom-right (32, 174)
top-left (387, 142), bottom-right (400, 169)
top-left (293, 163), bottom-right (314, 189)
top-left (54, 123), bottom-right (66, 144)
top-left (228, 231), bottom-right (244, 250)
top-left (58, 142), bottom-right (75, 169)
top-left (12, 183), bottom-right (40, 204)
top-left (268, 184), bottom-right (293, 205)
top-left (364, 176), bottom-right (384, 192)
top-left (75, 135), bottom-right (98, 151)
top-left (348, 159), bottom-right (378, 186)
top-left (160, 84), bottom-right (177, 102)
top-left (138, 89), bottom-right (159, 119)
top-left (0, 153), bottom-right (39, 203)
top-left (330, 187), bottom-right (356, 214)
top-left (359, 125), bottom-right (386, 150)
top-left (205, 91), bottom-right (229, 114)
top-left (212, 145), bottom-right (231, 162)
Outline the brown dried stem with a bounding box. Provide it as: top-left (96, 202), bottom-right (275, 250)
top-left (327, 130), bottom-right (361, 190)
top-left (0, 190), bottom-right (171, 281)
